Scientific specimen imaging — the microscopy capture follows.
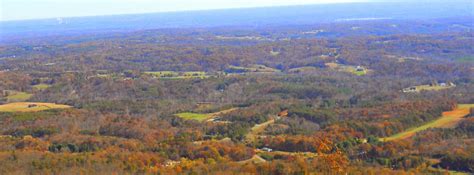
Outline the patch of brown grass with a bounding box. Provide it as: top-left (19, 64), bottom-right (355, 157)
top-left (0, 102), bottom-right (72, 112)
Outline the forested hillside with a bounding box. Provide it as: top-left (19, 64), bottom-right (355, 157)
top-left (0, 11), bottom-right (473, 174)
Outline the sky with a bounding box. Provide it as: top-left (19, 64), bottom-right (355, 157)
top-left (0, 0), bottom-right (368, 21)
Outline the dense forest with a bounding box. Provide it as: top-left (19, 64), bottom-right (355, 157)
top-left (0, 14), bottom-right (473, 174)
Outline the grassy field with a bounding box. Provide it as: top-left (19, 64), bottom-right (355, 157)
top-left (325, 62), bottom-right (369, 76)
top-left (33, 84), bottom-right (51, 90)
top-left (270, 51), bottom-right (280, 56)
top-left (0, 110), bottom-right (60, 121)
top-left (144, 71), bottom-right (209, 79)
top-left (353, 69), bottom-right (368, 76)
top-left (245, 118), bottom-right (275, 143)
top-left (227, 65), bottom-right (280, 73)
top-left (382, 104), bottom-right (473, 141)
top-left (0, 102), bottom-right (72, 112)
top-left (288, 66), bottom-right (319, 73)
top-left (216, 35), bottom-right (265, 41)
top-left (175, 112), bottom-right (209, 121)
top-left (413, 85), bottom-right (454, 92)
top-left (237, 155), bottom-right (266, 164)
top-left (6, 91), bottom-right (33, 102)
top-left (175, 108), bottom-right (238, 122)
top-left (458, 104), bottom-right (474, 109)
top-left (256, 150), bottom-right (318, 158)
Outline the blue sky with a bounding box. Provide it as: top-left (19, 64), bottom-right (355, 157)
top-left (1, 0), bottom-right (368, 21)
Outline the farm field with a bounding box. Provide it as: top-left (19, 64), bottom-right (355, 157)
top-left (6, 91), bottom-right (33, 102)
top-left (226, 65), bottom-right (280, 74)
top-left (144, 71), bottom-right (209, 79)
top-left (414, 85), bottom-right (454, 92)
top-left (33, 84), bottom-right (51, 90)
top-left (0, 102), bottom-right (72, 112)
top-left (458, 104), bottom-right (474, 109)
top-left (175, 112), bottom-right (208, 121)
top-left (238, 155), bottom-right (266, 164)
top-left (256, 150), bottom-right (318, 158)
top-left (216, 35), bottom-right (266, 41)
top-left (382, 104), bottom-right (474, 141)
top-left (245, 118), bottom-right (276, 143)
top-left (325, 62), bottom-right (369, 76)
top-left (175, 107), bottom-right (239, 122)
top-left (288, 66), bottom-right (319, 73)
top-left (270, 50), bottom-right (280, 56)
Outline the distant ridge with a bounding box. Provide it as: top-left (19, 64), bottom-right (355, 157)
top-left (0, 1), bottom-right (471, 39)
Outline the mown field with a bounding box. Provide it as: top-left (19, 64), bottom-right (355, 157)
top-left (32, 84), bottom-right (51, 90)
top-left (6, 91), bottom-right (33, 102)
top-left (175, 108), bottom-right (238, 122)
top-left (413, 85), bottom-right (454, 92)
top-left (144, 71), bottom-right (209, 79)
top-left (382, 104), bottom-right (474, 141)
top-left (0, 102), bottom-right (72, 112)
top-left (175, 112), bottom-right (209, 121)
top-left (226, 65), bottom-right (280, 73)
top-left (325, 62), bottom-right (369, 76)
top-left (245, 118), bottom-right (275, 143)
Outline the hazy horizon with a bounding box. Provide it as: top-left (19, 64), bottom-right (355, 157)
top-left (1, 0), bottom-right (372, 21)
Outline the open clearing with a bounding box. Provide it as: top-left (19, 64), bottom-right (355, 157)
top-left (6, 91), bottom-right (33, 102)
top-left (245, 118), bottom-right (276, 143)
top-left (0, 102), bottom-right (72, 112)
top-left (414, 85), bottom-right (454, 92)
top-left (216, 35), bottom-right (266, 41)
top-left (325, 62), bottom-right (369, 76)
top-left (288, 66), bottom-right (319, 73)
top-left (226, 65), bottom-right (280, 74)
top-left (175, 112), bottom-right (208, 121)
top-left (175, 108), bottom-right (238, 122)
top-left (33, 84), bottom-right (51, 90)
top-left (237, 155), bottom-right (267, 164)
top-left (256, 149), bottom-right (318, 158)
top-left (144, 71), bottom-right (209, 79)
top-left (382, 104), bottom-right (474, 141)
